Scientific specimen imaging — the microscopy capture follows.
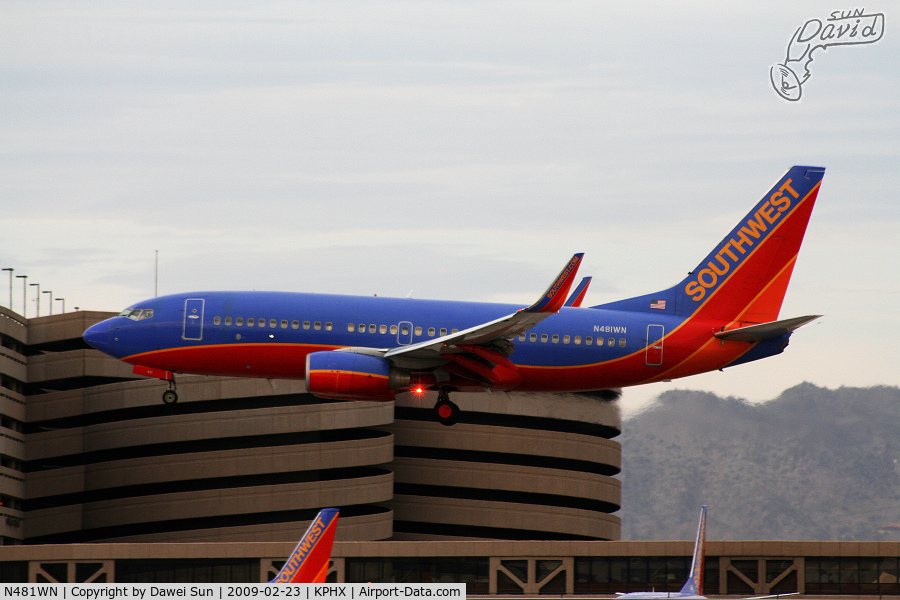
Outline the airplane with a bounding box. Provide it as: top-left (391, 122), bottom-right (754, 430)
top-left (84, 166), bottom-right (825, 426)
top-left (269, 508), bottom-right (339, 583)
top-left (616, 506), bottom-right (707, 599)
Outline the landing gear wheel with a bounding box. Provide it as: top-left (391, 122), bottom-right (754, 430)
top-left (162, 390), bottom-right (179, 404)
top-left (435, 398), bottom-right (459, 426)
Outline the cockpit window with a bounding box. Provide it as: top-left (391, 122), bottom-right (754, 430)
top-left (118, 309), bottom-right (154, 321)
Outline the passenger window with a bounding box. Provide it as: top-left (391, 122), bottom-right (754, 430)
top-left (303, 321), bottom-right (311, 330)
top-left (586, 336), bottom-right (593, 345)
top-left (608, 337), bottom-right (615, 346)
top-left (390, 325), bottom-right (398, 334)
top-left (518, 334), bottom-right (525, 341)
top-left (281, 320), bottom-right (288, 329)
top-left (225, 317), bottom-right (232, 326)
top-left (401, 326), bottom-right (409, 335)
top-left (214, 316), bottom-right (221, 325)
top-left (428, 327), bottom-right (436, 336)
top-left (369, 324), bottom-right (376, 334)
top-left (440, 328), bottom-right (447, 336)
top-left (552, 334), bottom-right (559, 343)
top-left (451, 329), bottom-right (458, 334)
top-left (574, 336), bottom-right (581, 344)
top-left (314, 321), bottom-right (321, 330)
top-left (325, 322), bottom-right (333, 331)
top-left (248, 318), bottom-right (255, 326)
top-left (563, 335), bottom-right (570, 344)
top-left (415, 327), bottom-right (422, 336)
top-left (379, 325), bottom-right (387, 334)
top-left (359, 323), bottom-right (366, 333)
top-left (619, 338), bottom-right (626, 347)
top-left (236, 318), bottom-right (243, 326)
top-left (348, 323), bottom-right (356, 332)
top-left (259, 319), bottom-right (266, 328)
top-left (541, 334), bottom-right (548, 343)
top-left (270, 319), bottom-right (277, 328)
top-left (292, 320), bottom-right (299, 329)
top-left (530, 333), bottom-right (537, 342)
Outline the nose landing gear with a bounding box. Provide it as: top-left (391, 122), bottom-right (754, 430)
top-left (162, 378), bottom-right (178, 404)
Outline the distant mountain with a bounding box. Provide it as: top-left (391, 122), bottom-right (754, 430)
top-left (618, 383), bottom-right (900, 541)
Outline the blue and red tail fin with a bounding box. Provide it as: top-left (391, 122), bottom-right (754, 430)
top-left (564, 277), bottom-right (592, 308)
top-left (269, 508), bottom-right (339, 583)
top-left (596, 166), bottom-right (824, 324)
top-left (679, 505), bottom-right (707, 596)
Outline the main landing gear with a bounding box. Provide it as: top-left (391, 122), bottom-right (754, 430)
top-left (434, 387), bottom-right (459, 426)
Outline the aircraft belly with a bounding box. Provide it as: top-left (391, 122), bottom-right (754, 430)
top-left (124, 343), bottom-right (332, 379)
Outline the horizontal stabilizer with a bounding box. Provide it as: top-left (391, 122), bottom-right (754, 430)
top-left (714, 315), bottom-right (821, 343)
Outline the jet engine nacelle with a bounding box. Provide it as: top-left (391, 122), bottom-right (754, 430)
top-left (305, 351), bottom-right (409, 401)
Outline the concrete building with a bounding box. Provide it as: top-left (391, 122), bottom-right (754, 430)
top-left (0, 308), bottom-right (622, 546)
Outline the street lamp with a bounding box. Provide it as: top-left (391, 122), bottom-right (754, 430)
top-left (56, 298), bottom-right (65, 314)
top-left (1, 268), bottom-right (12, 309)
top-left (30, 283), bottom-right (40, 317)
top-left (15, 275), bottom-right (27, 317)
top-left (43, 291), bottom-right (53, 315)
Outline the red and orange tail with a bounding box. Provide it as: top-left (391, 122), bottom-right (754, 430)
top-left (269, 508), bottom-right (339, 584)
top-left (598, 166), bottom-right (825, 325)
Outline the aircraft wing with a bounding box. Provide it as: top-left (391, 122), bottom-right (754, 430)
top-left (383, 253), bottom-right (584, 362)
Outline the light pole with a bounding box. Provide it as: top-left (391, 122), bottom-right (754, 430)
top-left (56, 298), bottom-right (65, 314)
top-left (43, 291), bottom-right (53, 315)
top-left (15, 275), bottom-right (27, 317)
top-left (2, 268), bottom-right (12, 309)
top-left (30, 283), bottom-right (40, 317)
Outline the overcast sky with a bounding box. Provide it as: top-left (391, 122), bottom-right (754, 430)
top-left (2, 2), bottom-right (896, 412)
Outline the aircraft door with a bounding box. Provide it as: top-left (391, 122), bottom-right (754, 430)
top-left (183, 298), bottom-right (205, 341)
top-left (645, 324), bottom-right (664, 366)
top-left (397, 321), bottom-right (413, 346)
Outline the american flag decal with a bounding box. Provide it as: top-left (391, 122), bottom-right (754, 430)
top-left (650, 299), bottom-right (666, 309)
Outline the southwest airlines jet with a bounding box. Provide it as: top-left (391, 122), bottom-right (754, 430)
top-left (84, 166), bottom-right (825, 425)
top-left (269, 508), bottom-right (339, 583)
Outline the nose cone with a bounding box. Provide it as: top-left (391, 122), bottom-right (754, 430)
top-left (84, 319), bottom-right (119, 357)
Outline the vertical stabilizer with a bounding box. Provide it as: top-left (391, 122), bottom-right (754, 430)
top-left (595, 166), bottom-right (824, 325)
top-left (270, 508), bottom-right (340, 583)
top-left (679, 506), bottom-right (707, 596)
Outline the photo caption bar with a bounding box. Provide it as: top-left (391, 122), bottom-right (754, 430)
top-left (1, 584), bottom-right (466, 600)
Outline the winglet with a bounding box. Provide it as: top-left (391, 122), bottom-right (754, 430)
top-left (679, 505), bottom-right (707, 596)
top-left (564, 276), bottom-right (592, 308)
top-left (523, 254), bottom-right (584, 313)
top-left (269, 508), bottom-right (339, 583)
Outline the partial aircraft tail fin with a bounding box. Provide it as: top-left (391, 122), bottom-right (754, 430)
top-left (679, 505), bottom-right (707, 597)
top-left (596, 166), bottom-right (824, 325)
top-left (269, 508), bottom-right (339, 583)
